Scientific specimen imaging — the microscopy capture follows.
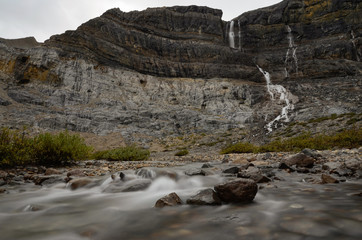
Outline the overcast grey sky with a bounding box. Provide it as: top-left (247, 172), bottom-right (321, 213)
top-left (0, 0), bottom-right (281, 42)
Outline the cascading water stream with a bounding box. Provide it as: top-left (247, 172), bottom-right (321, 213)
top-left (228, 21), bottom-right (235, 49)
top-left (257, 66), bottom-right (294, 132)
top-left (285, 25), bottom-right (298, 77)
top-left (351, 30), bottom-right (360, 62)
top-left (238, 20), bottom-right (242, 51)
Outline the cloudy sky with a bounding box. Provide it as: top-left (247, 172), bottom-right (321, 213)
top-left (0, 0), bottom-right (281, 42)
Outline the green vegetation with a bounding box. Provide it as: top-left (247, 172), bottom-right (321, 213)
top-left (221, 128), bottom-right (362, 154)
top-left (93, 145), bottom-right (150, 161)
top-left (175, 149), bottom-right (189, 156)
top-left (0, 128), bottom-right (92, 167)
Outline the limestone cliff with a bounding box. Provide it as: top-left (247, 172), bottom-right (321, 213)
top-left (0, 0), bottom-right (361, 144)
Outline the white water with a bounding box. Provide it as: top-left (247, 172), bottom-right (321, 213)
top-left (285, 25), bottom-right (298, 76)
top-left (257, 65), bottom-right (294, 132)
top-left (228, 21), bottom-right (235, 49)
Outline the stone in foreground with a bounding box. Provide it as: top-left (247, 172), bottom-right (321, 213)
top-left (186, 188), bottom-right (222, 206)
top-left (214, 179), bottom-right (258, 203)
top-left (155, 192), bottom-right (182, 208)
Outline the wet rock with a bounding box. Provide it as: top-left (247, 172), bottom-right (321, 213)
top-left (67, 169), bottom-right (86, 177)
top-left (155, 192), bottom-right (182, 208)
top-left (284, 153), bottom-right (315, 168)
top-left (201, 163), bottom-right (213, 168)
top-left (0, 188), bottom-right (6, 193)
top-left (41, 176), bottom-right (66, 186)
top-left (45, 168), bottom-right (61, 175)
top-left (278, 162), bottom-right (295, 172)
top-left (69, 178), bottom-right (94, 190)
top-left (135, 168), bottom-right (156, 179)
top-left (222, 166), bottom-right (240, 174)
top-left (185, 169), bottom-right (206, 176)
top-left (186, 189), bottom-right (222, 206)
top-left (332, 168), bottom-right (353, 177)
top-left (237, 167), bottom-right (271, 183)
top-left (214, 179), bottom-right (258, 203)
top-left (33, 176), bottom-right (51, 185)
top-left (321, 174), bottom-right (339, 184)
top-left (0, 170), bottom-right (8, 179)
top-left (121, 179), bottom-right (152, 192)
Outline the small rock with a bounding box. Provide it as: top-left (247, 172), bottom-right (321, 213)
top-left (201, 163), bottom-right (213, 168)
top-left (284, 153), bottom-right (315, 168)
top-left (186, 189), bottom-right (221, 206)
top-left (302, 148), bottom-right (321, 159)
top-left (45, 168), bottom-right (61, 175)
top-left (67, 169), bottom-right (86, 177)
top-left (69, 178), bottom-right (93, 190)
top-left (279, 162), bottom-right (295, 172)
top-left (155, 192), bottom-right (182, 208)
top-left (322, 162), bottom-right (342, 171)
top-left (321, 174), bottom-right (339, 184)
top-left (0, 188), bottom-right (6, 194)
top-left (214, 179), bottom-right (258, 203)
top-left (0, 170), bottom-right (8, 179)
top-left (185, 169), bottom-right (205, 176)
top-left (222, 166), bottom-right (240, 174)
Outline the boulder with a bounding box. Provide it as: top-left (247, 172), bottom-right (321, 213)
top-left (155, 192), bottom-right (182, 208)
top-left (214, 179), bottom-right (258, 203)
top-left (186, 189), bottom-right (221, 206)
top-left (222, 166), bottom-right (240, 174)
top-left (185, 169), bottom-right (206, 176)
top-left (121, 179), bottom-right (152, 192)
top-left (284, 153), bottom-right (315, 168)
top-left (321, 174), bottom-right (339, 184)
top-left (69, 178), bottom-right (94, 190)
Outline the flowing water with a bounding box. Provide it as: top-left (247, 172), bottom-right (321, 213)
top-left (228, 21), bottom-right (235, 49)
top-left (0, 162), bottom-right (361, 240)
top-left (257, 66), bottom-right (294, 132)
top-left (285, 25), bottom-right (298, 76)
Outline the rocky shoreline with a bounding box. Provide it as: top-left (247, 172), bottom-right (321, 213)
top-left (1, 148), bottom-right (361, 197)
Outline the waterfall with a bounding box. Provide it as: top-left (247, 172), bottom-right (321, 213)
top-left (285, 25), bottom-right (298, 76)
top-left (238, 20), bottom-right (242, 51)
top-left (228, 21), bottom-right (235, 49)
top-left (257, 66), bottom-right (294, 132)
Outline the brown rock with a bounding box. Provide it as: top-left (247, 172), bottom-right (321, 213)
top-left (284, 153), bottom-right (315, 168)
top-left (155, 192), bottom-right (182, 208)
top-left (45, 168), bottom-right (61, 175)
top-left (69, 178), bottom-right (93, 190)
top-left (321, 174), bottom-right (339, 184)
top-left (186, 189), bottom-right (221, 206)
top-left (214, 179), bottom-right (258, 203)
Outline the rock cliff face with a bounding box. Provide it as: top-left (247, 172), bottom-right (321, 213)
top-left (0, 0), bottom-right (361, 143)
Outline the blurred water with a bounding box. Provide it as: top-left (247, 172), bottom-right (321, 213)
top-left (0, 163), bottom-right (361, 240)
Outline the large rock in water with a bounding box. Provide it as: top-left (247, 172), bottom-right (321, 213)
top-left (214, 179), bottom-right (258, 203)
top-left (155, 192), bottom-right (183, 208)
top-left (186, 188), bottom-right (222, 205)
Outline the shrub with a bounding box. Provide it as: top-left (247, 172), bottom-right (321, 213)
top-left (93, 145), bottom-right (150, 161)
top-left (32, 131), bottom-right (93, 166)
top-left (175, 149), bottom-right (189, 156)
top-left (0, 128), bottom-right (33, 167)
top-left (221, 128), bottom-right (362, 154)
top-left (0, 128), bottom-right (92, 167)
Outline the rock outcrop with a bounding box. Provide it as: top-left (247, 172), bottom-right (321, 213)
top-left (0, 0), bottom-right (361, 142)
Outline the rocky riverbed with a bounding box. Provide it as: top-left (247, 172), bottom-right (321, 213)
top-left (0, 148), bottom-right (361, 239)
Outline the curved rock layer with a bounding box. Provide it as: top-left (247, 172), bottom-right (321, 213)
top-left (0, 0), bottom-right (361, 140)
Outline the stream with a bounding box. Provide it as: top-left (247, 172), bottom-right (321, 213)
top-left (0, 162), bottom-right (361, 240)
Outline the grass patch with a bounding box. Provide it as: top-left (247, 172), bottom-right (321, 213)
top-left (221, 127), bottom-right (362, 154)
top-left (175, 149), bottom-right (189, 156)
top-left (93, 145), bottom-right (150, 161)
top-left (0, 128), bottom-right (92, 167)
